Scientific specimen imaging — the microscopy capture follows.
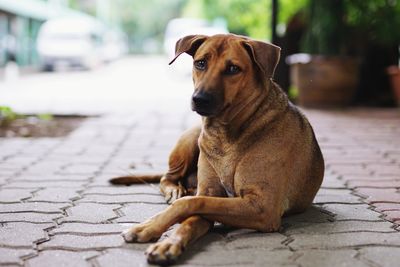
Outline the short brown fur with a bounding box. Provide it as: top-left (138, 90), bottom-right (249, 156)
top-left (110, 34), bottom-right (324, 265)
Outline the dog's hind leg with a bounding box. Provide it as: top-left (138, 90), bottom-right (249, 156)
top-left (160, 125), bottom-right (201, 204)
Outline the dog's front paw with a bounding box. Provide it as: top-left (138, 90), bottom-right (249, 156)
top-left (145, 238), bottom-right (184, 265)
top-left (121, 222), bottom-right (162, 243)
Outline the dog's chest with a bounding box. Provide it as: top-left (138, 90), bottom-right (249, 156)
top-left (214, 154), bottom-right (237, 197)
top-left (201, 138), bottom-right (237, 197)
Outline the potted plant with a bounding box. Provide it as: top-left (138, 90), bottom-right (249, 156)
top-left (387, 61), bottom-right (400, 106)
top-left (287, 0), bottom-right (359, 108)
top-left (346, 0), bottom-right (400, 106)
top-left (288, 0), bottom-right (400, 107)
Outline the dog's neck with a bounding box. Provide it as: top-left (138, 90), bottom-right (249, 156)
top-left (202, 80), bottom-right (288, 142)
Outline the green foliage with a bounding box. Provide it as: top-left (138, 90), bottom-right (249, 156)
top-left (301, 0), bottom-right (400, 55)
top-left (288, 85), bottom-right (299, 101)
top-left (116, 0), bottom-right (187, 53)
top-left (68, 0), bottom-right (310, 52)
top-left (184, 0), bottom-right (308, 40)
top-left (278, 0), bottom-right (308, 27)
top-left (301, 0), bottom-right (344, 55)
top-left (196, 0), bottom-right (271, 39)
top-left (37, 113), bottom-right (53, 121)
top-left (0, 106), bottom-right (20, 126)
top-left (346, 0), bottom-right (400, 45)
top-left (0, 106), bottom-right (54, 128)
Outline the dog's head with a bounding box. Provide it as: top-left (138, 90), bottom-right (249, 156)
top-left (169, 34), bottom-right (281, 117)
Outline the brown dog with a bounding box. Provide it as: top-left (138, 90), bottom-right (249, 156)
top-left (110, 34), bottom-right (324, 265)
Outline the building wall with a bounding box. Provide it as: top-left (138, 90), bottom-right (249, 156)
top-left (0, 10), bottom-right (43, 67)
top-left (0, 0), bottom-right (91, 68)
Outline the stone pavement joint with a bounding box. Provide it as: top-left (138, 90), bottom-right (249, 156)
top-left (1, 108), bottom-right (400, 266)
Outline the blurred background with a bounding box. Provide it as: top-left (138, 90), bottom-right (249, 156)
top-left (0, 0), bottom-right (400, 120)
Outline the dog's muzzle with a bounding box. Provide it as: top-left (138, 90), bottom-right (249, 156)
top-left (191, 91), bottom-right (218, 116)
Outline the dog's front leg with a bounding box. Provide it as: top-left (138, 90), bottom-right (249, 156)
top-left (145, 215), bottom-right (212, 265)
top-left (122, 192), bottom-right (282, 243)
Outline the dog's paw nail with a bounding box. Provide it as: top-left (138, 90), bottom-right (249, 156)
top-left (165, 194), bottom-right (172, 204)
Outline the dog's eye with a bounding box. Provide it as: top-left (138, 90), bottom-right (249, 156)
top-left (225, 64), bottom-right (241, 75)
top-left (194, 60), bottom-right (206, 71)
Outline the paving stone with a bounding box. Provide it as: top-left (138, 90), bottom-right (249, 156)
top-left (283, 206), bottom-right (334, 224)
top-left (373, 202), bottom-right (400, 212)
top-left (83, 147), bottom-right (116, 157)
top-left (0, 222), bottom-right (53, 247)
top-left (25, 162), bottom-right (65, 174)
top-left (51, 146), bottom-right (85, 156)
top-left (78, 194), bottom-right (165, 204)
top-left (326, 156), bottom-right (392, 165)
top-left (3, 155), bottom-right (38, 166)
top-left (50, 223), bottom-right (128, 235)
top-left (67, 156), bottom-right (108, 165)
top-left (90, 174), bottom-right (121, 186)
top-left (360, 247), bottom-right (400, 267)
top-left (330, 164), bottom-right (372, 176)
top-left (0, 212), bottom-right (59, 223)
top-left (367, 163), bottom-right (400, 176)
top-left (340, 174), bottom-right (380, 183)
top-left (60, 203), bottom-right (120, 223)
top-left (29, 188), bottom-right (81, 203)
top-left (13, 173), bottom-right (88, 182)
top-left (347, 179), bottom-right (400, 188)
top-left (290, 232), bottom-right (400, 249)
top-left (321, 203), bottom-right (383, 221)
top-left (26, 250), bottom-right (99, 267)
top-left (57, 164), bottom-right (101, 175)
top-left (3, 180), bottom-right (87, 188)
top-left (296, 249), bottom-right (366, 267)
top-left (0, 169), bottom-right (19, 176)
top-left (224, 231), bottom-right (287, 250)
top-left (181, 248), bottom-right (295, 266)
top-left (313, 189), bottom-right (362, 204)
top-left (115, 203), bottom-right (169, 223)
top-left (1, 108), bottom-right (400, 266)
top-left (94, 249), bottom-right (146, 267)
top-left (0, 202), bottom-right (67, 213)
top-left (22, 138), bottom-right (60, 149)
top-left (0, 139), bottom-right (31, 151)
top-left (354, 188), bottom-right (400, 203)
top-left (0, 188), bottom-right (33, 203)
top-left (284, 220), bottom-right (396, 235)
top-left (85, 185), bottom-right (160, 195)
top-left (38, 234), bottom-right (124, 250)
top-left (320, 174), bottom-right (346, 189)
top-left (383, 210), bottom-right (400, 222)
top-left (0, 248), bottom-right (33, 265)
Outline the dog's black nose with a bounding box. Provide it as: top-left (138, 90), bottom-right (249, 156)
top-left (192, 92), bottom-right (214, 107)
top-left (191, 91), bottom-right (216, 116)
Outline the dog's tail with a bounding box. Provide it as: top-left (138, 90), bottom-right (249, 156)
top-left (109, 174), bottom-right (163, 185)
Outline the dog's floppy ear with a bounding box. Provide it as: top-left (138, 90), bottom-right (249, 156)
top-left (169, 35), bottom-right (208, 65)
top-left (242, 40), bottom-right (281, 79)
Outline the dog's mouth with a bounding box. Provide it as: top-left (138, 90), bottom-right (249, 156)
top-left (192, 105), bottom-right (217, 117)
top-left (192, 103), bottom-right (230, 117)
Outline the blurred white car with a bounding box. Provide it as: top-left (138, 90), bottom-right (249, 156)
top-left (101, 29), bottom-right (129, 63)
top-left (164, 18), bottom-right (228, 74)
top-left (37, 16), bottom-right (105, 70)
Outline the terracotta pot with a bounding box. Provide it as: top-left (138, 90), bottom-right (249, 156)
top-left (287, 54), bottom-right (359, 108)
top-left (387, 66), bottom-right (400, 106)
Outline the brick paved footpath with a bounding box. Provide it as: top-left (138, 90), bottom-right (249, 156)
top-left (0, 108), bottom-right (399, 267)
